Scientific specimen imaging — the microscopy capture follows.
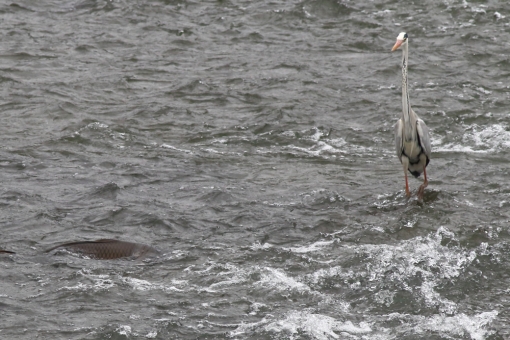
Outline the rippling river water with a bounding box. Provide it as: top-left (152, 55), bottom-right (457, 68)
top-left (1, 0), bottom-right (510, 339)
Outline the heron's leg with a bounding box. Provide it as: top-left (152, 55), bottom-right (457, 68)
top-left (417, 165), bottom-right (428, 199)
top-left (404, 171), bottom-right (410, 198)
top-left (402, 158), bottom-right (411, 198)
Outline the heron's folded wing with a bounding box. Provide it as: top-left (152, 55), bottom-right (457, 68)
top-left (394, 119), bottom-right (404, 162)
top-left (416, 119), bottom-right (431, 159)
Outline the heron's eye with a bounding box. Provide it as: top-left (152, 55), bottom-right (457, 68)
top-left (404, 33), bottom-right (408, 40)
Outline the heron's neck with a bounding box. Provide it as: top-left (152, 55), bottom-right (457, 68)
top-left (401, 44), bottom-right (415, 139)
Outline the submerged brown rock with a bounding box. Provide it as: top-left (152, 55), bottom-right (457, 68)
top-left (46, 239), bottom-right (159, 260)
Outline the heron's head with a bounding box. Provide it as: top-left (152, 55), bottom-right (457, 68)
top-left (391, 32), bottom-right (408, 51)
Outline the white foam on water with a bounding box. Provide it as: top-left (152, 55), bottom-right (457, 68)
top-left (415, 311), bottom-right (498, 340)
top-left (198, 263), bottom-right (314, 295)
top-left (257, 267), bottom-right (312, 294)
top-left (373, 9), bottom-right (392, 17)
top-left (229, 307), bottom-right (496, 339)
top-left (59, 270), bottom-right (115, 292)
top-left (302, 128), bottom-right (325, 142)
top-left (121, 277), bottom-right (184, 292)
top-left (283, 140), bottom-right (388, 160)
top-left (123, 277), bottom-right (156, 291)
top-left (229, 310), bottom-right (371, 339)
top-left (86, 122), bottom-right (109, 130)
top-left (466, 124), bottom-right (510, 150)
top-left (329, 138), bottom-right (347, 148)
top-left (300, 227), bottom-right (477, 315)
top-left (280, 130), bottom-right (297, 138)
top-left (228, 316), bottom-right (272, 338)
top-left (207, 272), bottom-right (248, 291)
top-left (196, 262), bottom-right (249, 292)
top-left (201, 147), bottom-right (243, 157)
top-left (334, 227), bottom-right (477, 313)
top-left (469, 4), bottom-right (487, 14)
top-left (250, 241), bottom-right (274, 250)
top-left (475, 87), bottom-right (491, 95)
top-left (263, 127), bottom-right (392, 160)
top-left (58, 282), bottom-right (92, 292)
top-left (264, 311), bottom-right (372, 339)
top-left (195, 261), bottom-right (349, 308)
top-left (247, 301), bottom-right (268, 316)
top-left (70, 121), bottom-right (132, 149)
top-left (284, 240), bottom-right (335, 254)
top-left (211, 138), bottom-right (228, 144)
top-left (145, 330), bottom-right (158, 338)
top-left (494, 11), bottom-right (505, 20)
top-left (160, 144), bottom-right (193, 154)
top-left (419, 280), bottom-right (457, 315)
top-left (384, 310), bottom-right (498, 339)
top-left (283, 142), bottom-right (336, 158)
top-left (116, 325), bottom-right (131, 336)
top-left (199, 232), bottom-right (497, 339)
top-left (60, 271), bottom-right (185, 293)
top-left (434, 124), bottom-right (510, 153)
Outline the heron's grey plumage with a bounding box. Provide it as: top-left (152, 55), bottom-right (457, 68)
top-left (392, 32), bottom-right (431, 198)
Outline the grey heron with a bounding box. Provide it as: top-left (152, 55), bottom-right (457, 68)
top-left (391, 32), bottom-right (431, 199)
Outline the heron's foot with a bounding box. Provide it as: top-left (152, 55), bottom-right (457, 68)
top-left (417, 183), bottom-right (428, 200)
top-left (405, 189), bottom-right (411, 199)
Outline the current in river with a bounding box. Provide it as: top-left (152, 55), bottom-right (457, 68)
top-left (1, 1), bottom-right (509, 339)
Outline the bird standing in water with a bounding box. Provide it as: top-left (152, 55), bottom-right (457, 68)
top-left (391, 32), bottom-right (431, 199)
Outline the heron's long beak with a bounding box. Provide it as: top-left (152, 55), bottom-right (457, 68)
top-left (391, 39), bottom-right (403, 52)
